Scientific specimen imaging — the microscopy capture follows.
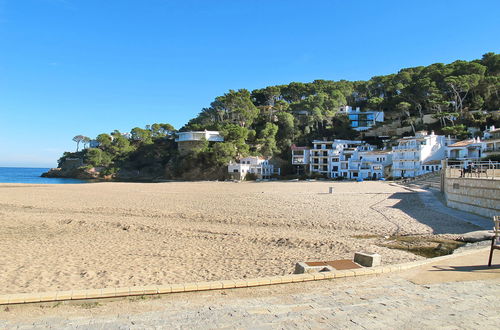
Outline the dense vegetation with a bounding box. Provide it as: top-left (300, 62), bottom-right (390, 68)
top-left (58, 53), bottom-right (499, 180)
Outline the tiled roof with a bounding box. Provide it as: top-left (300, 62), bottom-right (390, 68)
top-left (448, 139), bottom-right (480, 147)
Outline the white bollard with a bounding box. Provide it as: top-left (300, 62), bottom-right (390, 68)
top-left (329, 187), bottom-right (334, 194)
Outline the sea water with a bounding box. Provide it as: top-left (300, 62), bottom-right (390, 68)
top-left (0, 167), bottom-right (86, 184)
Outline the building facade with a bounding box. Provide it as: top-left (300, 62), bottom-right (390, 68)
top-left (339, 106), bottom-right (384, 131)
top-left (446, 138), bottom-right (486, 161)
top-left (348, 150), bottom-right (392, 180)
top-left (228, 156), bottom-right (279, 180)
top-left (391, 131), bottom-right (453, 178)
top-left (175, 130), bottom-right (224, 154)
top-left (291, 139), bottom-right (391, 179)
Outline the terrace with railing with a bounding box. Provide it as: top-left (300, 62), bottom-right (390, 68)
top-left (444, 160), bottom-right (500, 180)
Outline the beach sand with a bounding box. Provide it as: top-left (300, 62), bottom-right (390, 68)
top-left (0, 181), bottom-right (480, 294)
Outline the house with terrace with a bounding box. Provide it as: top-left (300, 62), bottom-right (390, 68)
top-left (228, 156), bottom-right (279, 180)
top-left (175, 130), bottom-right (224, 154)
top-left (446, 138), bottom-right (486, 161)
top-left (391, 131), bottom-right (454, 178)
top-left (348, 150), bottom-right (392, 180)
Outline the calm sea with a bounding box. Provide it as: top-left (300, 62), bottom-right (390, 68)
top-left (0, 167), bottom-right (87, 184)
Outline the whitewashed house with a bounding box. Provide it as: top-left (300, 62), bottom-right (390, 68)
top-left (391, 131), bottom-right (453, 178)
top-left (446, 138), bottom-right (486, 160)
top-left (348, 150), bottom-right (392, 180)
top-left (228, 156), bottom-right (279, 180)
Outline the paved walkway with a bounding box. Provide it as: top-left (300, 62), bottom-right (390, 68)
top-left (1, 248), bottom-right (499, 329)
top-left (392, 183), bottom-right (492, 229)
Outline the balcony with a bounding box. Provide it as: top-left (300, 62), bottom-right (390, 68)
top-left (393, 145), bottom-right (421, 151)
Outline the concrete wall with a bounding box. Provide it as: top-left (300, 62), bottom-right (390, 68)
top-left (444, 177), bottom-right (500, 218)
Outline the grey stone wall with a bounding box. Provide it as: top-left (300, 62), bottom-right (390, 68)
top-left (444, 177), bottom-right (500, 218)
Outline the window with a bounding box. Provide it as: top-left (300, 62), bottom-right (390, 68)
top-left (332, 166), bottom-right (338, 171)
top-left (353, 172), bottom-right (358, 177)
top-left (233, 169), bottom-right (238, 173)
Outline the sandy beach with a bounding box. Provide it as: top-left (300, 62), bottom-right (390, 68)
top-left (0, 181), bottom-right (480, 294)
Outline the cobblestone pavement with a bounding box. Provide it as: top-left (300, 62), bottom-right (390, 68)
top-left (1, 248), bottom-right (499, 329)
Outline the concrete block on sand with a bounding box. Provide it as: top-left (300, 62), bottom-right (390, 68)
top-left (354, 252), bottom-right (381, 267)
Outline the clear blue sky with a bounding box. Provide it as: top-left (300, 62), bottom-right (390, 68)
top-left (1, 0), bottom-right (499, 167)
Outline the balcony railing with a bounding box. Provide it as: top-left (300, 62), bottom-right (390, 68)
top-left (393, 145), bottom-right (421, 151)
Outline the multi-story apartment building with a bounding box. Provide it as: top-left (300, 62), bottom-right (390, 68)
top-left (291, 145), bottom-right (311, 175)
top-left (291, 139), bottom-right (391, 179)
top-left (392, 131), bottom-right (453, 178)
top-left (309, 140), bottom-right (367, 178)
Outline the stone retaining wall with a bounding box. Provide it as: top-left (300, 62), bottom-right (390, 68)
top-left (444, 177), bottom-right (500, 218)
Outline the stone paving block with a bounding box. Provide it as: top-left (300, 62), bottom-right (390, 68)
top-left (22, 293), bottom-right (41, 303)
top-left (194, 282), bottom-right (212, 291)
top-left (381, 267), bottom-right (392, 273)
top-left (143, 286), bottom-right (158, 294)
top-left (39, 291), bottom-right (58, 302)
top-left (0, 295), bottom-right (10, 305)
top-left (267, 276), bottom-right (284, 284)
top-left (127, 287), bottom-right (145, 296)
top-left (156, 285), bottom-right (172, 294)
top-left (299, 274), bottom-right (316, 282)
top-left (291, 275), bottom-right (307, 283)
top-left (71, 290), bottom-right (88, 300)
top-left (279, 275), bottom-right (295, 284)
top-left (232, 279), bottom-right (248, 288)
top-left (389, 265), bottom-right (401, 272)
top-left (85, 289), bottom-right (103, 299)
top-left (56, 290), bottom-right (73, 301)
top-left (352, 268), bottom-right (370, 276)
top-left (7, 294), bottom-right (27, 304)
top-left (99, 288), bottom-right (116, 298)
top-left (322, 272), bottom-right (336, 279)
top-left (183, 283), bottom-right (198, 292)
top-left (220, 280), bottom-right (237, 289)
top-left (209, 281), bottom-right (224, 290)
top-left (170, 284), bottom-right (185, 293)
top-left (114, 287), bottom-right (131, 297)
top-left (312, 272), bottom-right (327, 280)
top-left (333, 270), bottom-right (350, 278)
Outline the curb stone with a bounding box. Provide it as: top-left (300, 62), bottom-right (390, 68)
top-left (0, 247), bottom-right (490, 306)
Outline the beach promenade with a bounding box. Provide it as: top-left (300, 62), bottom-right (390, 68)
top-left (1, 247), bottom-right (498, 329)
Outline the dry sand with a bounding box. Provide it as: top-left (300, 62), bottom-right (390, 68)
top-left (0, 181), bottom-right (480, 294)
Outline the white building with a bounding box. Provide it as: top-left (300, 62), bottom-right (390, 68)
top-left (292, 139), bottom-right (391, 179)
top-left (483, 125), bottom-right (499, 140)
top-left (175, 130), bottom-right (224, 142)
top-left (175, 130), bottom-right (224, 154)
top-left (392, 131), bottom-right (453, 178)
top-left (446, 138), bottom-right (486, 161)
top-left (309, 140), bottom-right (368, 178)
top-left (339, 106), bottom-right (384, 131)
top-left (228, 156), bottom-right (279, 180)
top-left (348, 150), bottom-right (392, 180)
top-left (291, 144), bottom-right (310, 175)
